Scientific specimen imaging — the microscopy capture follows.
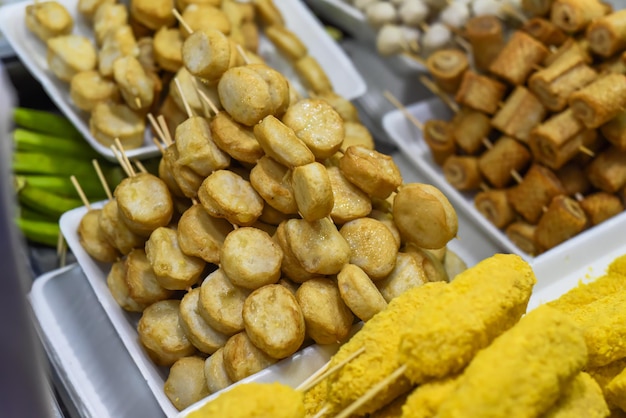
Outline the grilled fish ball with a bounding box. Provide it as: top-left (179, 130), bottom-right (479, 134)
top-left (159, 94), bottom-right (188, 143)
top-left (274, 220), bottom-right (318, 283)
top-left (177, 204), bottom-right (233, 264)
top-left (182, 28), bottom-right (231, 83)
top-left (89, 101), bottom-right (145, 149)
top-left (158, 152), bottom-right (185, 198)
top-left (337, 263), bottom-right (388, 322)
top-left (198, 170), bottom-right (264, 226)
top-left (367, 208), bottom-right (401, 249)
top-left (404, 244), bottom-right (449, 283)
top-left (243, 284), bottom-right (306, 359)
top-left (316, 91), bottom-right (361, 123)
top-left (295, 278), bottom-right (354, 344)
top-left (253, 115), bottom-right (315, 168)
top-left (343, 122), bottom-right (375, 150)
top-left (249, 155), bottom-right (297, 215)
top-left (328, 165), bottom-right (372, 225)
top-left (375, 252), bottom-right (429, 302)
top-left (198, 269), bottom-right (251, 335)
top-left (204, 347), bottom-right (233, 394)
top-left (393, 183), bottom-right (458, 249)
top-left (222, 331), bottom-right (277, 382)
top-left (284, 217), bottom-right (351, 276)
top-left (210, 111), bottom-right (264, 164)
top-left (259, 203), bottom-right (294, 226)
top-left (25, 1), bottom-right (73, 42)
top-left (97, 25), bottom-right (139, 78)
top-left (220, 227), bottom-right (283, 289)
top-left (93, 3), bottom-right (128, 46)
top-left (340, 217), bottom-right (398, 280)
top-left (164, 356), bottom-right (210, 411)
top-left (46, 35), bottom-right (97, 82)
top-left (124, 248), bottom-right (175, 305)
top-left (115, 172), bottom-right (173, 237)
top-left (164, 145), bottom-right (205, 199)
top-left (78, 0), bottom-right (114, 21)
top-left (112, 55), bottom-right (154, 112)
top-left (294, 55), bottom-right (334, 95)
top-left (291, 162), bottom-right (334, 221)
top-left (265, 25), bottom-right (307, 61)
top-left (145, 226), bottom-right (206, 290)
top-left (176, 0), bottom-right (221, 12)
top-left (98, 199), bottom-right (146, 255)
top-left (138, 299), bottom-right (197, 367)
top-left (181, 4), bottom-right (231, 37)
top-left (77, 208), bottom-right (120, 263)
top-left (282, 99), bottom-right (344, 160)
top-left (175, 116), bottom-right (230, 177)
top-left (180, 288), bottom-right (229, 354)
top-left (107, 259), bottom-right (147, 312)
top-left (130, 0), bottom-right (176, 31)
top-left (339, 146), bottom-right (403, 200)
top-left (153, 27), bottom-right (183, 73)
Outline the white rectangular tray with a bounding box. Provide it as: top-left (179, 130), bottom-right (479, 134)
top-left (0, 0), bottom-right (366, 162)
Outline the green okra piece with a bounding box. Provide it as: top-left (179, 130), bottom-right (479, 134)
top-left (15, 175), bottom-right (108, 200)
top-left (15, 217), bottom-right (61, 247)
top-left (18, 183), bottom-right (84, 219)
top-left (13, 128), bottom-right (98, 158)
top-left (13, 107), bottom-right (82, 140)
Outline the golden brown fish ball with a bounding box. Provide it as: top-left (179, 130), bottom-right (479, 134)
top-left (179, 288), bottom-right (229, 354)
top-left (393, 183), bottom-right (458, 249)
top-left (204, 347), bottom-right (232, 394)
top-left (242, 284), bottom-right (306, 359)
top-left (252, 64), bottom-right (290, 118)
top-left (198, 269), bottom-right (251, 335)
top-left (89, 101), bottom-right (145, 149)
top-left (107, 259), bottom-right (147, 312)
top-left (343, 122), bottom-right (375, 150)
top-left (177, 204), bottom-right (233, 264)
top-left (265, 25), bottom-right (307, 61)
top-left (46, 35), bottom-right (97, 82)
top-left (210, 111), bottom-right (264, 164)
top-left (339, 145), bottom-right (403, 199)
top-left (249, 156), bottom-right (297, 214)
top-left (77, 0), bottom-right (114, 21)
top-left (164, 145), bottom-right (205, 199)
top-left (339, 217), bottom-right (398, 280)
top-left (198, 170), bottom-right (264, 226)
top-left (78, 208), bottom-right (120, 263)
top-left (182, 28), bottom-right (231, 83)
top-left (181, 4), bottom-right (231, 37)
top-left (98, 199), bottom-right (147, 255)
top-left (113, 55), bottom-right (155, 112)
top-left (164, 356), bottom-right (210, 411)
top-left (220, 227), bottom-right (283, 289)
top-left (284, 217), bottom-right (351, 276)
top-left (294, 55), bottom-right (333, 95)
top-left (145, 226), bottom-right (206, 290)
top-left (295, 278), bottom-right (354, 345)
top-left (274, 221), bottom-right (318, 283)
top-left (93, 3), bottom-right (128, 46)
top-left (138, 300), bottom-right (197, 367)
top-left (115, 172), bottom-right (174, 237)
top-left (130, 0), bottom-right (176, 31)
top-left (375, 252), bottom-right (429, 302)
top-left (252, 0), bottom-right (284, 26)
top-left (259, 203), bottom-right (295, 226)
top-left (337, 263), bottom-right (388, 321)
top-left (175, 116), bottom-right (231, 177)
top-left (158, 153), bottom-right (185, 198)
top-left (404, 245), bottom-right (449, 283)
top-left (176, 0), bottom-right (221, 12)
top-left (291, 162), bottom-right (334, 221)
top-left (25, 1), bottom-right (73, 42)
top-left (153, 27), bottom-right (183, 73)
top-left (97, 25), bottom-right (139, 78)
top-left (159, 95), bottom-right (188, 142)
top-left (316, 91), bottom-right (361, 123)
top-left (253, 115), bottom-right (315, 168)
top-left (367, 208), bottom-right (401, 249)
top-left (170, 67), bottom-right (222, 117)
top-left (125, 248), bottom-right (175, 305)
top-left (222, 331), bottom-right (277, 382)
top-left (327, 165), bottom-right (372, 225)
top-left (282, 99), bottom-right (344, 159)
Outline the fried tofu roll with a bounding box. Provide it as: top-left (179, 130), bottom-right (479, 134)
top-left (535, 195), bottom-right (588, 252)
top-left (479, 136), bottom-right (532, 188)
top-left (455, 71), bottom-right (507, 115)
top-left (579, 192), bottom-right (625, 226)
top-left (488, 31), bottom-right (549, 86)
top-left (491, 86), bottom-right (547, 142)
top-left (451, 108), bottom-right (491, 155)
top-left (426, 49), bottom-right (470, 94)
top-left (25, 1), bottom-right (73, 42)
top-left (475, 189), bottom-right (517, 229)
top-left (436, 305), bottom-right (587, 418)
top-left (550, 0), bottom-right (608, 33)
top-left (465, 15), bottom-right (505, 71)
top-left (556, 162), bottom-right (592, 196)
top-left (505, 220), bottom-right (539, 256)
top-left (507, 163), bottom-right (565, 224)
top-left (586, 10), bottom-right (626, 58)
top-left (600, 110), bottom-right (626, 151)
top-left (422, 119), bottom-right (456, 165)
top-left (442, 155), bottom-right (483, 191)
top-left (521, 0), bottom-right (554, 17)
top-left (569, 73), bottom-right (626, 129)
top-left (521, 17), bottom-right (568, 47)
top-left (587, 146), bottom-right (626, 193)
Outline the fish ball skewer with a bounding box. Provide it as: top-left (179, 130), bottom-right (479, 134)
top-left (198, 269), bottom-right (250, 335)
top-left (179, 288), bottom-right (229, 355)
top-left (177, 204), bottom-right (233, 264)
top-left (124, 248), bottom-right (175, 305)
top-left (164, 356), bottom-right (210, 412)
top-left (25, 1), bottom-right (73, 42)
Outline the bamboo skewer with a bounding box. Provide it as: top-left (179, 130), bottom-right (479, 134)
top-left (419, 75), bottom-right (460, 113)
top-left (296, 347), bottom-right (366, 393)
top-left (114, 138), bottom-right (136, 177)
top-left (92, 159), bottom-right (113, 200)
top-left (157, 115), bottom-right (174, 146)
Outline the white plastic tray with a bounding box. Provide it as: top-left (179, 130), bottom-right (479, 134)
top-left (382, 97), bottom-right (626, 267)
top-left (0, 0), bottom-right (366, 162)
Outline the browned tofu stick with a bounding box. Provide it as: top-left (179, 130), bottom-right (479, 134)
top-left (587, 147), bottom-right (626, 193)
top-left (569, 72), bottom-right (626, 128)
top-left (528, 52), bottom-right (598, 112)
top-left (478, 136), bottom-right (532, 188)
top-left (505, 220), bottom-right (539, 256)
top-left (442, 155), bottom-right (483, 191)
top-left (535, 195), bottom-right (588, 253)
top-left (455, 71), bottom-right (507, 116)
top-left (474, 189), bottom-right (516, 229)
top-left (579, 192), bottom-right (625, 226)
top-left (491, 86), bottom-right (548, 142)
top-left (600, 110), bottom-right (626, 150)
top-left (521, 17), bottom-right (568, 47)
top-left (550, 0), bottom-right (608, 33)
top-left (488, 31), bottom-right (549, 86)
top-left (422, 119), bottom-right (457, 166)
top-left (464, 15), bottom-right (505, 71)
top-left (450, 107), bottom-right (492, 155)
top-left (426, 49), bottom-right (470, 94)
top-left (556, 162), bottom-right (592, 196)
top-left (521, 0), bottom-right (554, 17)
top-left (586, 10), bottom-right (626, 58)
top-left (507, 163), bottom-right (565, 224)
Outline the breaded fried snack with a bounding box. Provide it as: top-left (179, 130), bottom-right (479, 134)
top-left (542, 372), bottom-right (609, 418)
top-left (25, 1), bottom-right (73, 42)
top-left (47, 35), bottom-right (97, 82)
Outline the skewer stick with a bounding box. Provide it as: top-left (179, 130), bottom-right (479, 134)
top-left (419, 75), bottom-right (460, 113)
top-left (194, 78), bottom-right (220, 115)
top-left (402, 51), bottom-right (427, 68)
top-left (236, 44), bottom-right (251, 65)
top-left (579, 145), bottom-right (595, 157)
top-left (311, 405), bottom-right (329, 418)
top-left (92, 159), bottom-right (113, 200)
top-left (110, 145), bottom-right (132, 177)
top-left (152, 137), bottom-right (165, 154)
top-left (383, 90), bottom-right (424, 131)
top-left (114, 138), bottom-right (136, 177)
top-left (157, 115), bottom-right (174, 146)
top-left (175, 77), bottom-right (195, 119)
top-left (296, 347), bottom-right (366, 393)
top-left (334, 365), bottom-right (408, 418)
top-left (148, 113), bottom-right (167, 144)
top-left (56, 232), bottom-right (67, 269)
top-left (133, 159), bottom-right (148, 173)
top-left (172, 8), bottom-right (193, 35)
top-left (70, 175), bottom-right (92, 210)
top-left (500, 2), bottom-right (528, 24)
top-left (134, 97), bottom-right (142, 109)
